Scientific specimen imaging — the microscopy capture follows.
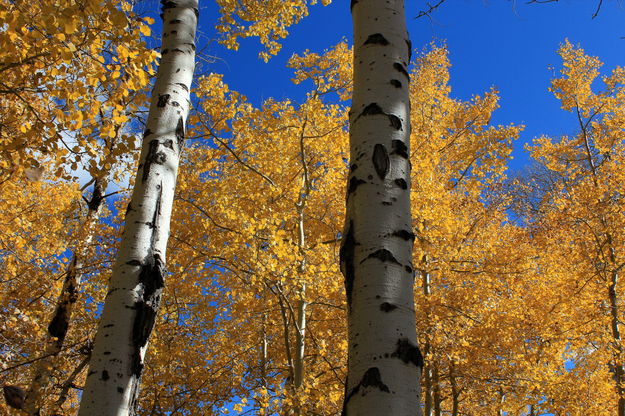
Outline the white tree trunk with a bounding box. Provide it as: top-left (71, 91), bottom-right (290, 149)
top-left (294, 171), bottom-right (309, 392)
top-left (341, 0), bottom-right (422, 415)
top-left (23, 177), bottom-right (107, 415)
top-left (77, 1), bottom-right (198, 414)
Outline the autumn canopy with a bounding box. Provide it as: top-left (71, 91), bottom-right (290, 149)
top-left (1, 0), bottom-right (625, 415)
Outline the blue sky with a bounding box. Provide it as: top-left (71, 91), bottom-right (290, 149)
top-left (179, 0), bottom-right (625, 173)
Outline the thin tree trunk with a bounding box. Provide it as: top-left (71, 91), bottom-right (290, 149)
top-left (260, 311), bottom-right (268, 387)
top-left (423, 364), bottom-right (433, 416)
top-left (23, 178), bottom-right (107, 415)
top-left (293, 129), bottom-right (310, 392)
top-left (497, 388), bottom-right (505, 416)
top-left (421, 256), bottom-right (433, 416)
top-left (77, 1), bottom-right (197, 414)
top-left (277, 291), bottom-right (295, 383)
top-left (341, 1), bottom-right (421, 414)
top-left (293, 291), bottom-right (306, 389)
top-left (53, 353), bottom-right (91, 413)
top-left (608, 267), bottom-right (625, 415)
top-left (450, 362), bottom-right (459, 416)
top-left (432, 365), bottom-right (441, 416)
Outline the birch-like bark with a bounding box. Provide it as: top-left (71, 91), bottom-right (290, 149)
top-left (293, 136), bottom-right (310, 391)
top-left (77, 1), bottom-right (197, 414)
top-left (340, 1), bottom-right (422, 414)
top-left (23, 177), bottom-right (107, 415)
top-left (293, 290), bottom-right (306, 389)
top-left (420, 255), bottom-right (433, 416)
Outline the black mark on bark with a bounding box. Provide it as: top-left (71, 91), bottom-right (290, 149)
top-left (360, 367), bottom-right (390, 392)
top-left (362, 249), bottom-right (401, 266)
top-left (131, 253), bottom-right (166, 378)
top-left (358, 103), bottom-right (402, 130)
top-left (393, 62), bottom-right (409, 79)
top-left (175, 82), bottom-right (189, 92)
top-left (142, 140), bottom-right (167, 183)
top-left (372, 144), bottom-right (389, 180)
top-left (340, 221), bottom-right (357, 306)
top-left (392, 230), bottom-right (415, 241)
top-left (344, 367), bottom-right (390, 408)
top-left (161, 0), bottom-right (176, 10)
top-left (157, 94), bottom-right (170, 108)
top-left (148, 185), bottom-right (163, 242)
top-left (390, 79), bottom-right (402, 88)
top-left (348, 177), bottom-right (366, 195)
top-left (163, 139), bottom-right (174, 150)
top-left (380, 302), bottom-right (397, 312)
top-left (47, 304), bottom-right (69, 342)
top-left (388, 114), bottom-right (402, 130)
top-left (394, 178), bottom-right (408, 190)
top-left (175, 116), bottom-right (185, 150)
top-left (364, 33), bottom-right (389, 46)
top-left (87, 178), bottom-right (105, 211)
top-left (406, 38), bottom-right (412, 62)
top-left (392, 338), bottom-right (424, 368)
top-left (101, 370), bottom-right (110, 381)
top-left (391, 140), bottom-right (409, 159)
top-left (361, 103), bottom-right (383, 117)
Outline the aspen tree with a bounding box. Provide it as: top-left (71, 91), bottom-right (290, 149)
top-left (341, 1), bottom-right (422, 414)
top-left (23, 177), bottom-right (108, 415)
top-left (77, 0), bottom-right (198, 413)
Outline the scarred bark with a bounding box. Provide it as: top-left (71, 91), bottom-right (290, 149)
top-left (77, 1), bottom-right (197, 414)
top-left (341, 1), bottom-right (422, 414)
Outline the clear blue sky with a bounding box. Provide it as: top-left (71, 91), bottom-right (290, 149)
top-left (178, 0), bottom-right (624, 173)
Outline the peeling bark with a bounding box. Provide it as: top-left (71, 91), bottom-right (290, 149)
top-left (341, 1), bottom-right (421, 414)
top-left (77, 0), bottom-right (197, 414)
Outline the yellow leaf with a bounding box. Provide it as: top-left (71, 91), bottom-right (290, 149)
top-left (63, 19), bottom-right (77, 34)
top-left (139, 24), bottom-right (151, 36)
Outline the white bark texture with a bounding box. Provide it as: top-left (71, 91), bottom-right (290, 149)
top-left (340, 0), bottom-right (422, 415)
top-left (294, 168), bottom-right (309, 391)
top-left (77, 1), bottom-right (197, 414)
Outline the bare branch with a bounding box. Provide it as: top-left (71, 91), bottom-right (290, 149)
top-left (415, 0), bottom-right (447, 20)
